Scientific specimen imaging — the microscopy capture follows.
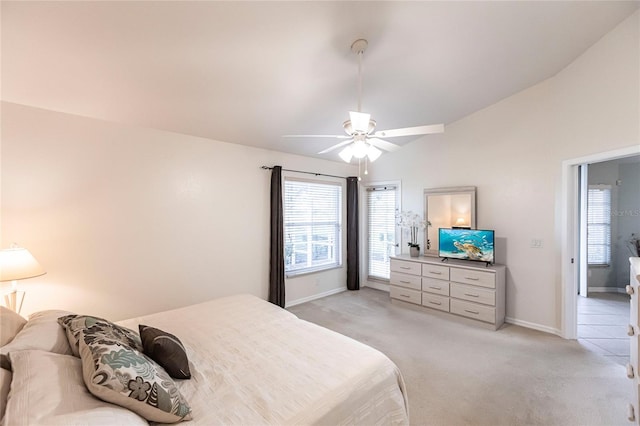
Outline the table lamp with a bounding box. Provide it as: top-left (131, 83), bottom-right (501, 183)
top-left (453, 217), bottom-right (469, 228)
top-left (0, 244), bottom-right (46, 313)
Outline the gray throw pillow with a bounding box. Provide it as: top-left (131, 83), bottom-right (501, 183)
top-left (139, 324), bottom-right (191, 380)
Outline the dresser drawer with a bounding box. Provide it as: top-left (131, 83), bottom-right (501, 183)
top-left (391, 259), bottom-right (421, 275)
top-left (390, 272), bottom-right (422, 291)
top-left (422, 264), bottom-right (450, 281)
top-left (422, 293), bottom-right (450, 312)
top-left (450, 268), bottom-right (495, 288)
top-left (450, 299), bottom-right (496, 324)
top-left (451, 283), bottom-right (495, 306)
top-left (390, 286), bottom-right (421, 305)
top-left (422, 277), bottom-right (450, 296)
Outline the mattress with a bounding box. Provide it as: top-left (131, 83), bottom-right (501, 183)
top-left (117, 294), bottom-right (409, 425)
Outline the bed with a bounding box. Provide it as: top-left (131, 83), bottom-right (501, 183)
top-left (0, 294), bottom-right (409, 425)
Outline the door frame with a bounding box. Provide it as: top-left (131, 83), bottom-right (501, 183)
top-left (359, 180), bottom-right (402, 291)
top-left (561, 145), bottom-right (640, 339)
top-left (578, 164), bottom-right (588, 298)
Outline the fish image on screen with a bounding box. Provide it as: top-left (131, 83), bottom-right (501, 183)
top-left (438, 228), bottom-right (495, 264)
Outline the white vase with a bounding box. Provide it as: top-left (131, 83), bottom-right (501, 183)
top-left (410, 246), bottom-right (419, 257)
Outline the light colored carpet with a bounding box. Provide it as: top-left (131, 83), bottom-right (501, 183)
top-left (288, 287), bottom-right (628, 426)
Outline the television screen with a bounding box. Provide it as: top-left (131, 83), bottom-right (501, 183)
top-left (438, 228), bottom-right (495, 264)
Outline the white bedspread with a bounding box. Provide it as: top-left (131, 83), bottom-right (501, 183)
top-left (118, 294), bottom-right (409, 425)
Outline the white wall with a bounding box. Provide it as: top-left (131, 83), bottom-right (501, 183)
top-left (0, 102), bottom-right (357, 319)
top-left (364, 11), bottom-right (639, 333)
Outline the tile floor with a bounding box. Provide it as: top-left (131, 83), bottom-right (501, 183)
top-left (578, 292), bottom-right (630, 366)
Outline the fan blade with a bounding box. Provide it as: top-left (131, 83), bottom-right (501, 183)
top-left (349, 111), bottom-right (371, 133)
top-left (368, 138), bottom-right (401, 152)
top-left (318, 140), bottom-right (354, 154)
top-left (283, 134), bottom-right (351, 139)
top-left (374, 124), bottom-right (444, 138)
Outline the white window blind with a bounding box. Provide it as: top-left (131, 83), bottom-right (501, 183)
top-left (284, 178), bottom-right (342, 276)
top-left (587, 185), bottom-right (611, 266)
top-left (367, 186), bottom-right (397, 280)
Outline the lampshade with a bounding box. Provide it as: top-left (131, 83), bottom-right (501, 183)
top-left (0, 245), bottom-right (46, 282)
top-left (366, 145), bottom-right (382, 162)
top-left (338, 145), bottom-right (353, 162)
top-left (351, 140), bottom-right (368, 159)
top-left (455, 217), bottom-right (467, 226)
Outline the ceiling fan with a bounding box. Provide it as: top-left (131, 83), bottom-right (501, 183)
top-left (284, 39), bottom-right (444, 166)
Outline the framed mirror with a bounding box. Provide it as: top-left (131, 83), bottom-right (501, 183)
top-left (423, 186), bottom-right (477, 256)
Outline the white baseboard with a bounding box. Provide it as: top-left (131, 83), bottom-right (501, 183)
top-left (505, 317), bottom-right (562, 336)
top-left (363, 281), bottom-right (390, 292)
top-left (587, 287), bottom-right (627, 294)
top-left (286, 287), bottom-right (347, 308)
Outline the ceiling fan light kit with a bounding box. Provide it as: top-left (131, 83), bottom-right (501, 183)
top-left (338, 136), bottom-right (382, 164)
top-left (283, 38), bottom-right (444, 173)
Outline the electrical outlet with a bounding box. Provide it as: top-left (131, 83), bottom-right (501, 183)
top-left (530, 239), bottom-right (543, 248)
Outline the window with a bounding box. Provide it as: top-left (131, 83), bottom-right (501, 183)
top-left (284, 178), bottom-right (342, 276)
top-left (587, 185), bottom-right (611, 266)
top-left (366, 185), bottom-right (397, 280)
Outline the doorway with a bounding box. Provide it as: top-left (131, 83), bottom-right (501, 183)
top-left (578, 157), bottom-right (640, 365)
top-left (562, 146), bottom-right (640, 342)
top-left (361, 180), bottom-right (401, 292)
top-left (577, 158), bottom-right (638, 364)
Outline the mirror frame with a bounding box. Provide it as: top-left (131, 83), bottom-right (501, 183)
top-left (423, 186), bottom-right (477, 257)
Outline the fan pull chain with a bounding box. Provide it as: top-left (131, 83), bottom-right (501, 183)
top-left (358, 158), bottom-right (362, 181)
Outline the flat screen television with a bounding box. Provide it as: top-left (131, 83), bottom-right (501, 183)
top-left (438, 228), bottom-right (495, 264)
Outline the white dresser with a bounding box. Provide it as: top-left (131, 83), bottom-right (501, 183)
top-left (627, 257), bottom-right (640, 423)
top-left (390, 254), bottom-right (506, 330)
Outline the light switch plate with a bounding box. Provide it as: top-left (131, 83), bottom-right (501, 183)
top-left (530, 239), bottom-right (543, 248)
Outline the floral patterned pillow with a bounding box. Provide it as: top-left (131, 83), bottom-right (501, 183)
top-left (79, 328), bottom-right (191, 423)
top-left (58, 315), bottom-right (142, 357)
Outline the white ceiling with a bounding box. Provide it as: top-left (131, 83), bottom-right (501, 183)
top-left (2, 1), bottom-right (638, 161)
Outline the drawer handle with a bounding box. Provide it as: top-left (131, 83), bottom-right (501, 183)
top-left (628, 324), bottom-right (635, 336)
top-left (429, 286), bottom-right (442, 290)
top-left (429, 271), bottom-right (442, 275)
top-left (464, 293), bottom-right (480, 298)
top-left (400, 294), bottom-right (411, 298)
top-left (400, 280), bottom-right (411, 284)
top-left (627, 363), bottom-right (635, 379)
top-left (465, 277), bottom-right (480, 281)
top-left (429, 301), bottom-right (442, 306)
top-left (400, 266), bottom-right (411, 270)
top-left (629, 404), bottom-right (635, 422)
top-left (464, 309), bottom-right (480, 315)
top-left (627, 285), bottom-right (634, 295)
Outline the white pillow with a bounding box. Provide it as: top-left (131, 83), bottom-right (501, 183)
top-left (0, 367), bottom-right (11, 419)
top-left (0, 306), bottom-right (26, 346)
top-left (0, 310), bottom-right (74, 370)
top-left (4, 350), bottom-right (148, 426)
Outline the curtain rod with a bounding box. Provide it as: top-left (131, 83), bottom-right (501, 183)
top-left (260, 166), bottom-right (349, 180)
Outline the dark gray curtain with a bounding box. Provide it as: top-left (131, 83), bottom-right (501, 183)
top-left (269, 166), bottom-right (285, 307)
top-left (346, 177), bottom-right (359, 290)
